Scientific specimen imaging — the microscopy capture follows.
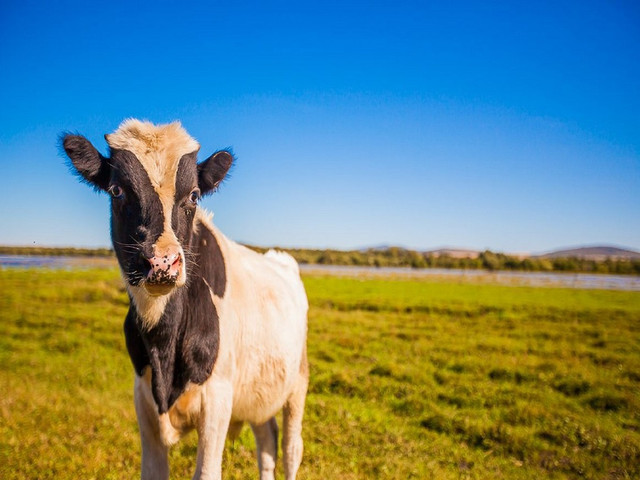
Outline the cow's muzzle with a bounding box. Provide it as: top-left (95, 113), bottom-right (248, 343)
top-left (142, 248), bottom-right (183, 295)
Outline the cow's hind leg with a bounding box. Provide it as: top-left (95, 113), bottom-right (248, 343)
top-left (282, 350), bottom-right (309, 480)
top-left (251, 417), bottom-right (279, 480)
top-left (227, 420), bottom-right (244, 444)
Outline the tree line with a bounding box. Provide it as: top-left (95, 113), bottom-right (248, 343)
top-left (249, 246), bottom-right (640, 275)
top-left (0, 246), bottom-right (114, 257)
top-left (2, 245), bottom-right (638, 275)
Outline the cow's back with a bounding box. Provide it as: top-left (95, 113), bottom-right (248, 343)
top-left (199, 217), bottom-right (308, 424)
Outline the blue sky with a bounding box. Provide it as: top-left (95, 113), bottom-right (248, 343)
top-left (0, 0), bottom-right (638, 253)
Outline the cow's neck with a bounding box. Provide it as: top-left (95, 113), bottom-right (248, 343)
top-left (123, 224), bottom-right (226, 414)
top-left (128, 287), bottom-right (174, 331)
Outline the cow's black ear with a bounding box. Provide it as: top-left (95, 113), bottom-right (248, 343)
top-left (198, 150), bottom-right (233, 195)
top-left (62, 134), bottom-right (111, 191)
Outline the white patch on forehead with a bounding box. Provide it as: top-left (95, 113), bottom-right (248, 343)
top-left (106, 118), bottom-right (200, 190)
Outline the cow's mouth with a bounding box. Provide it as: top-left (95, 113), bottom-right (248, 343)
top-left (144, 283), bottom-right (176, 296)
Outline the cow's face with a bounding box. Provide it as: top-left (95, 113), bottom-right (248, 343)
top-left (63, 120), bottom-right (232, 297)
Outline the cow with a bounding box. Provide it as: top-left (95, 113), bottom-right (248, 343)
top-left (62, 119), bottom-right (309, 480)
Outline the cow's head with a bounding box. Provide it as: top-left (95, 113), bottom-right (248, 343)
top-left (63, 119), bottom-right (232, 297)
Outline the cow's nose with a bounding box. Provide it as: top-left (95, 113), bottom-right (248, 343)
top-left (144, 248), bottom-right (183, 285)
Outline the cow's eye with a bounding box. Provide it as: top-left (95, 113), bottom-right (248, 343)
top-left (189, 189), bottom-right (200, 205)
top-left (109, 185), bottom-right (124, 199)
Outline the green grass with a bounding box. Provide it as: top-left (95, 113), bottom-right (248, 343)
top-left (1, 268), bottom-right (639, 479)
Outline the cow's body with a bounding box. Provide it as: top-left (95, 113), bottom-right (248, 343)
top-left (63, 120), bottom-right (308, 480)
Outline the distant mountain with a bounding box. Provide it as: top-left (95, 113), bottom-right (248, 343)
top-left (536, 246), bottom-right (640, 261)
top-left (358, 244), bottom-right (399, 252)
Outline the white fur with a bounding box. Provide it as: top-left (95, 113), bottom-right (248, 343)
top-left (106, 119), bottom-right (200, 181)
top-left (134, 211), bottom-right (308, 480)
top-left (127, 285), bottom-right (175, 331)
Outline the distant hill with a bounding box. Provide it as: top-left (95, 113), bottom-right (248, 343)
top-left (537, 246), bottom-right (640, 261)
top-left (358, 244), bottom-right (640, 261)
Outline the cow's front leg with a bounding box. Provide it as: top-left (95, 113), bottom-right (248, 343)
top-left (134, 374), bottom-right (169, 480)
top-left (193, 378), bottom-right (233, 480)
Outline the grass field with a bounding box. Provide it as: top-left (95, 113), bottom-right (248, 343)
top-left (1, 268), bottom-right (639, 479)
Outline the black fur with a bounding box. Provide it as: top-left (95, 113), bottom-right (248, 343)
top-left (198, 150), bottom-right (233, 195)
top-left (172, 152), bottom-right (199, 249)
top-left (198, 222), bottom-right (227, 297)
top-left (108, 149), bottom-right (167, 283)
top-left (62, 134), bottom-right (111, 191)
top-left (124, 308), bottom-right (149, 374)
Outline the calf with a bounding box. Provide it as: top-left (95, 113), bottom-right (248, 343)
top-left (63, 119), bottom-right (308, 480)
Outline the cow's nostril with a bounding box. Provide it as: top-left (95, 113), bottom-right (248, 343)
top-left (140, 252), bottom-right (152, 268)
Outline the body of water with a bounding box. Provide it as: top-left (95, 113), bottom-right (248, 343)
top-left (299, 264), bottom-right (640, 291)
top-left (0, 255), bottom-right (116, 269)
top-left (1, 255), bottom-right (639, 291)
